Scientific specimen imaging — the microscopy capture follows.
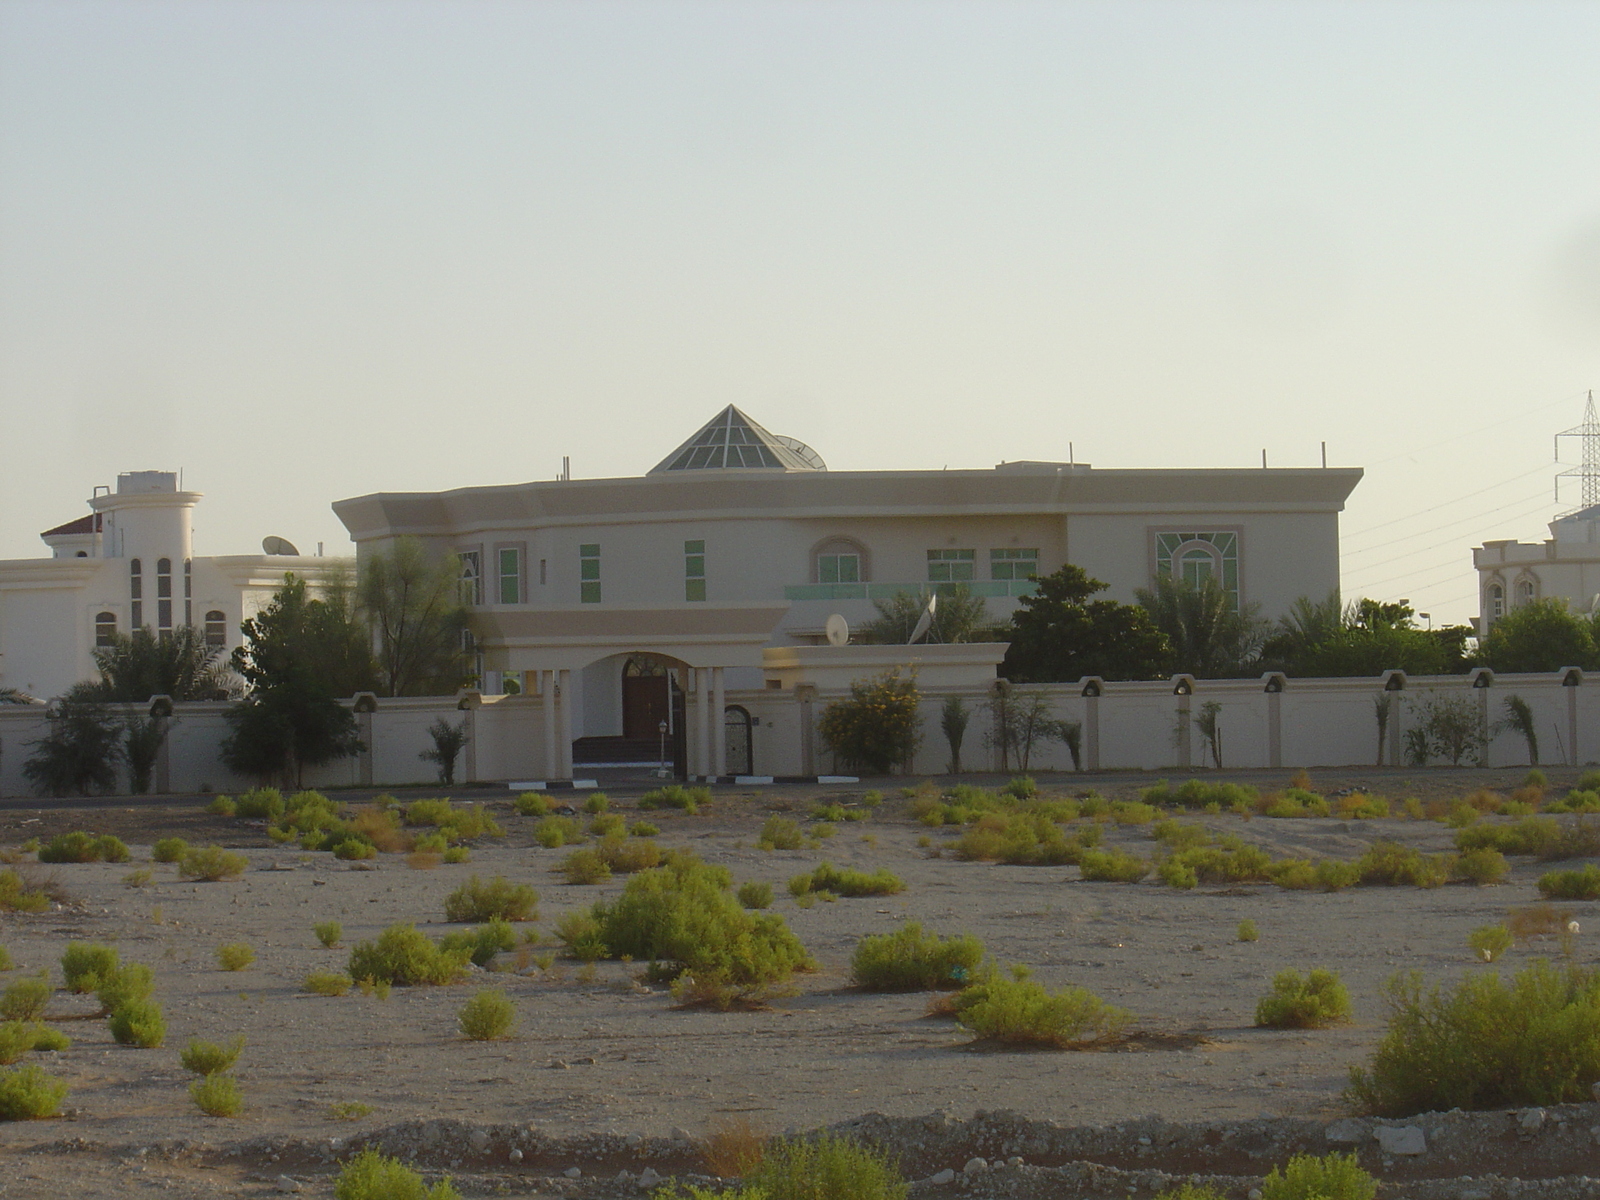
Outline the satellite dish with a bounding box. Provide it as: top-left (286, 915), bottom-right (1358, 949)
top-left (262, 536), bottom-right (300, 556)
top-left (907, 593), bottom-right (938, 645)
top-left (825, 614), bottom-right (850, 647)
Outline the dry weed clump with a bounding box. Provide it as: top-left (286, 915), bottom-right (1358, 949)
top-left (347, 925), bottom-right (470, 987)
top-left (443, 876), bottom-right (539, 923)
top-left (38, 832), bottom-right (129, 864)
top-left (108, 999), bottom-right (166, 1048)
top-left (1261, 1153), bottom-right (1376, 1200)
top-left (1, 974), bottom-right (50, 1022)
top-left (334, 1149), bottom-right (460, 1200)
top-left (179, 846), bottom-right (248, 882)
top-left (701, 1116), bottom-right (768, 1177)
top-left (1538, 863), bottom-right (1600, 900)
top-left (304, 972), bottom-right (353, 997)
top-left (955, 969), bottom-right (1130, 1049)
top-left (180, 1036), bottom-right (243, 1076)
top-left (189, 1072), bottom-right (243, 1117)
top-left (1508, 902), bottom-right (1575, 944)
top-left (0, 1021), bottom-right (70, 1065)
top-left (788, 862), bottom-right (905, 898)
top-left (741, 1132), bottom-right (907, 1200)
top-left (0, 868), bottom-right (57, 914)
top-left (214, 943), bottom-right (255, 972)
top-left (314, 921), bottom-right (343, 948)
top-left (851, 923), bottom-right (984, 991)
top-left (61, 943), bottom-right (119, 993)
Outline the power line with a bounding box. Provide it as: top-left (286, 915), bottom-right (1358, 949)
top-left (1342, 487), bottom-right (1552, 558)
top-left (1342, 495), bottom-right (1556, 574)
top-left (1339, 461), bottom-right (1552, 543)
top-left (1363, 389), bottom-right (1584, 469)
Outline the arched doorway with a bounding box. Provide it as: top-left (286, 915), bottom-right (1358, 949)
top-left (724, 705), bottom-right (753, 777)
top-left (622, 655), bottom-right (672, 738)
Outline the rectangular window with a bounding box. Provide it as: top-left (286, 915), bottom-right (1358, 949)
top-left (498, 547), bottom-right (522, 605)
top-left (927, 548), bottom-right (975, 582)
top-left (818, 553), bottom-right (860, 584)
top-left (580, 544), bottom-right (601, 604)
top-left (539, 558), bottom-right (547, 586)
top-left (684, 539), bottom-right (706, 602)
top-left (990, 548), bottom-right (1039, 580)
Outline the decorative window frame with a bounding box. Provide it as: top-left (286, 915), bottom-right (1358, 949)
top-left (810, 536), bottom-right (870, 585)
top-left (1483, 576), bottom-right (1506, 625)
top-left (94, 611), bottom-right (118, 648)
top-left (1149, 527), bottom-right (1243, 606)
top-left (458, 546), bottom-right (484, 606)
top-left (204, 609), bottom-right (228, 649)
top-left (1512, 572), bottom-right (1539, 609)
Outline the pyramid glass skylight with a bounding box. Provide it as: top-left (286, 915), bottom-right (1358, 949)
top-left (650, 406), bottom-right (825, 473)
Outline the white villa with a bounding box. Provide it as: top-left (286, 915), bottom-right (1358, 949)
top-left (0, 471), bottom-right (349, 701)
top-left (334, 405), bottom-right (1363, 779)
top-left (1474, 504), bottom-right (1600, 629)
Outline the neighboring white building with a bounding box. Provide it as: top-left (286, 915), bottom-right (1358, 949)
top-left (1474, 504), bottom-right (1600, 629)
top-left (334, 405), bottom-right (1363, 776)
top-left (0, 471), bottom-right (350, 700)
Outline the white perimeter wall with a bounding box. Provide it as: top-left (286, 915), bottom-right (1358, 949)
top-left (1, 672), bottom-right (1594, 797)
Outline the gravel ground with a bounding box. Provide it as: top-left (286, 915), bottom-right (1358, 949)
top-left (0, 766), bottom-right (1596, 1197)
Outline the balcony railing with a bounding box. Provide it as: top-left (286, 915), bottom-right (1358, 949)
top-left (783, 579), bottom-right (1038, 601)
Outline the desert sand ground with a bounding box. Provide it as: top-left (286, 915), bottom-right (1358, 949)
top-left (0, 767), bottom-right (1594, 1198)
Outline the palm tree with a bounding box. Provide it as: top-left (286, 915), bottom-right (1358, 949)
top-left (89, 626), bottom-right (233, 702)
top-left (855, 584), bottom-right (1005, 645)
top-left (1135, 573), bottom-right (1269, 678)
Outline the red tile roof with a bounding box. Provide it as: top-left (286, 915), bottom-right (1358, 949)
top-left (40, 513), bottom-right (103, 539)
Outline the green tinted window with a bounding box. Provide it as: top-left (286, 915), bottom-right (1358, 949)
top-left (579, 545), bottom-right (600, 603)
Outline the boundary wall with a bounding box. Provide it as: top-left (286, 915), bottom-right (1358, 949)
top-left (0, 669), bottom-right (1591, 797)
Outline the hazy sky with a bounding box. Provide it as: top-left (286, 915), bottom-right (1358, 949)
top-left (3, 0), bottom-right (1599, 626)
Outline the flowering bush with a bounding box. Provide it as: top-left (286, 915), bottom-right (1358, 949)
top-left (817, 669), bottom-right (922, 775)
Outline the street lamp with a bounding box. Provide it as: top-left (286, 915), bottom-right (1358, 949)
top-left (656, 720), bottom-right (670, 778)
top-left (1419, 612), bottom-right (1432, 631)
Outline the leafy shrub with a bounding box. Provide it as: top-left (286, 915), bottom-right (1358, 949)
top-left (1547, 789), bottom-right (1600, 814)
top-left (95, 963), bottom-right (153, 1013)
top-left (1255, 969), bottom-right (1352, 1028)
top-left (534, 816), bottom-right (579, 848)
top-left (444, 875), bottom-right (539, 923)
top-left (0, 947), bottom-right (10, 971)
top-left (122, 868), bottom-right (153, 888)
top-left (304, 971), bottom-right (353, 996)
top-left (1260, 1153), bottom-right (1375, 1200)
top-left (1348, 959), bottom-right (1600, 1115)
top-left (1154, 1186), bottom-right (1227, 1200)
top-left (952, 811), bottom-right (1095, 866)
top-left (61, 942), bottom-right (119, 993)
top-left (743, 1132), bottom-right (908, 1200)
top-left (348, 924), bottom-right (471, 986)
top-left (1163, 839), bottom-right (1272, 885)
top-left (442, 846), bottom-right (470, 864)
top-left (1455, 847), bottom-right (1509, 885)
top-left (334, 1149), bottom-right (460, 1200)
top-left (588, 812), bottom-right (626, 838)
top-left (437, 920), bottom-right (515, 967)
top-left (810, 803), bottom-right (847, 822)
top-left (817, 667), bottom-right (922, 776)
top-left (757, 817), bottom-right (805, 851)
top-left (631, 821), bottom-right (660, 836)
top-left (789, 863), bottom-right (905, 898)
top-left (1537, 864), bottom-right (1600, 900)
top-left (851, 923), bottom-right (984, 991)
top-left (108, 999), bottom-right (166, 1047)
top-left (1357, 841), bottom-right (1450, 888)
top-left (583, 792), bottom-right (609, 814)
top-left (180, 1036), bottom-right (243, 1076)
top-left (179, 845), bottom-right (248, 882)
top-left (1142, 778), bottom-right (1259, 810)
top-left (1237, 920), bottom-right (1259, 943)
top-left (1469, 925), bottom-right (1513, 962)
top-left (332, 838), bottom-right (377, 861)
top-left (1456, 817), bottom-right (1563, 857)
top-left (234, 787), bottom-right (285, 819)
top-left (207, 796), bottom-right (237, 817)
top-left (329, 1100), bottom-right (373, 1121)
top-left (1267, 858), bottom-right (1360, 892)
top-left (639, 785), bottom-right (710, 814)
top-left (458, 988), bottom-right (516, 1040)
top-left (1, 974), bottom-right (50, 1022)
top-left (567, 856), bottom-right (813, 1007)
top-left (737, 881), bottom-right (774, 910)
top-left (315, 921), bottom-right (343, 948)
top-left (151, 837), bottom-right (188, 863)
top-left (957, 972), bottom-right (1130, 1048)
top-left (1336, 793), bottom-right (1390, 820)
top-left (559, 848), bottom-right (612, 885)
top-left (38, 832), bottom-right (129, 864)
top-left (0, 1064), bottom-right (70, 1120)
top-left (215, 943), bottom-right (255, 972)
top-left (1077, 849), bottom-right (1150, 883)
top-left (189, 1071), bottom-right (243, 1117)
top-left (0, 1021), bottom-right (69, 1065)
top-left (0, 869), bottom-right (50, 914)
top-left (514, 792), bottom-right (550, 817)
top-left (594, 837), bottom-right (663, 874)
top-left (403, 799), bottom-right (502, 843)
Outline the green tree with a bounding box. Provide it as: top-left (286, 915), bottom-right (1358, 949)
top-left (358, 538), bottom-right (470, 696)
top-left (1135, 572), bottom-right (1268, 679)
top-left (221, 575), bottom-right (367, 787)
top-left (817, 669), bottom-right (923, 775)
top-left (23, 684), bottom-right (124, 796)
top-left (1479, 598), bottom-right (1598, 674)
top-left (1264, 595), bottom-right (1470, 677)
top-left (854, 584), bottom-right (1004, 645)
top-left (1002, 565), bottom-right (1169, 682)
top-left (419, 718), bottom-right (467, 785)
top-left (87, 626), bottom-right (233, 702)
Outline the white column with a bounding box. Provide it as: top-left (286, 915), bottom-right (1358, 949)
top-left (696, 668), bottom-right (712, 781)
top-left (557, 669), bottom-right (574, 779)
top-left (541, 670), bottom-right (557, 781)
top-left (712, 666), bottom-right (727, 780)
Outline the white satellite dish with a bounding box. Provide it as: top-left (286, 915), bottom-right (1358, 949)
top-left (262, 536), bottom-right (300, 556)
top-left (824, 613), bottom-right (850, 647)
top-left (907, 592), bottom-right (938, 645)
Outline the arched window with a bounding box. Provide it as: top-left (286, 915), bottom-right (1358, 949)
top-left (205, 610), bottom-right (227, 649)
top-left (130, 558), bottom-right (143, 629)
top-left (156, 557), bottom-right (173, 634)
top-left (813, 537), bottom-right (869, 586)
top-left (1487, 583), bottom-right (1504, 622)
top-left (1179, 545), bottom-right (1218, 587)
top-left (1515, 578), bottom-right (1537, 607)
top-left (459, 551), bottom-right (482, 606)
top-left (95, 611), bottom-right (117, 647)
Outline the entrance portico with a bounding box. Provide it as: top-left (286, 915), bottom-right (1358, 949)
top-left (471, 604), bottom-right (786, 781)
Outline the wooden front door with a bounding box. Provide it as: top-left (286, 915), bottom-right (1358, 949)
top-left (622, 674), bottom-right (670, 739)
